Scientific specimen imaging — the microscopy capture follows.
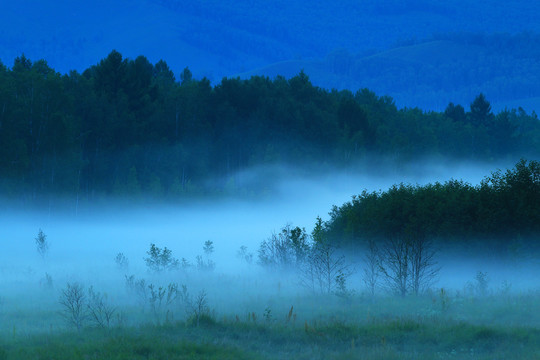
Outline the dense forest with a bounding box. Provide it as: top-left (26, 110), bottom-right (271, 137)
top-left (325, 159), bottom-right (540, 249)
top-left (0, 51), bottom-right (539, 202)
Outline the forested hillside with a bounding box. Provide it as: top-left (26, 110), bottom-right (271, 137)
top-left (0, 51), bottom-right (539, 202)
top-left (3, 0), bottom-right (540, 77)
top-left (3, 2), bottom-right (540, 111)
top-left (240, 33), bottom-right (540, 111)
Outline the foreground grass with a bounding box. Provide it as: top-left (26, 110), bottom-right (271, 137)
top-left (1, 316), bottom-right (539, 360)
top-left (0, 327), bottom-right (259, 360)
top-left (1, 273), bottom-right (539, 359)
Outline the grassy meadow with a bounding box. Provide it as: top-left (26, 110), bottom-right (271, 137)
top-left (0, 263), bottom-right (539, 360)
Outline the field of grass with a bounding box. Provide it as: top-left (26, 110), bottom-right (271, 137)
top-left (0, 269), bottom-right (539, 360)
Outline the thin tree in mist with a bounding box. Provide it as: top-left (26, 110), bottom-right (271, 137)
top-left (59, 282), bottom-right (87, 332)
top-left (363, 239), bottom-right (380, 296)
top-left (379, 236), bottom-right (410, 297)
top-left (196, 240), bottom-right (215, 271)
top-left (379, 232), bottom-right (439, 296)
top-left (35, 229), bottom-right (49, 259)
top-left (301, 217), bottom-right (353, 295)
top-left (258, 224), bottom-right (309, 270)
top-left (115, 252), bottom-right (129, 272)
top-left (409, 234), bottom-right (439, 295)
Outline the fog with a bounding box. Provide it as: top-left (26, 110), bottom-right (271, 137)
top-left (1, 160), bottom-right (520, 277)
top-left (0, 161), bottom-right (491, 263)
top-left (1, 159), bottom-right (538, 339)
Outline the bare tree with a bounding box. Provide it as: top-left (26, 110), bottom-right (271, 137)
top-left (125, 275), bottom-right (149, 308)
top-left (362, 239), bottom-right (380, 296)
top-left (379, 233), bottom-right (439, 297)
top-left (179, 285), bottom-right (209, 327)
top-left (59, 282), bottom-right (87, 331)
top-left (307, 241), bottom-right (351, 294)
top-left (148, 282), bottom-right (178, 324)
top-left (87, 286), bottom-right (116, 328)
top-left (409, 235), bottom-right (439, 295)
top-left (301, 217), bottom-right (353, 295)
top-left (379, 236), bottom-right (411, 297)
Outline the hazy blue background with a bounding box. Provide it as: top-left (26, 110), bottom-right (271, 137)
top-left (2, 0), bottom-right (540, 111)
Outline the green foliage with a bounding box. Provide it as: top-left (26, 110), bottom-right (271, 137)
top-left (8, 329), bottom-right (256, 359)
top-left (326, 160), bottom-right (540, 248)
top-left (144, 244), bottom-right (179, 273)
top-left (258, 225), bottom-right (309, 269)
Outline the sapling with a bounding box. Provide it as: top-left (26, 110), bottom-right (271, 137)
top-left (59, 282), bottom-right (87, 332)
top-left (35, 229), bottom-right (49, 259)
top-left (263, 307), bottom-right (273, 322)
top-left (237, 245), bottom-right (253, 264)
top-left (363, 239), bottom-right (379, 296)
top-left (148, 282), bottom-right (178, 324)
top-left (475, 271), bottom-right (489, 297)
top-left (197, 241), bottom-right (215, 272)
top-left (115, 253), bottom-right (129, 272)
top-left (180, 285), bottom-right (210, 327)
top-left (144, 243), bottom-right (179, 273)
top-left (87, 286), bottom-right (116, 328)
top-left (40, 273), bottom-right (53, 290)
top-left (125, 275), bottom-right (149, 308)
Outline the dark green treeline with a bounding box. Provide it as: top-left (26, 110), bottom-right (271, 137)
top-left (325, 159), bottom-right (540, 248)
top-left (0, 51), bottom-right (539, 200)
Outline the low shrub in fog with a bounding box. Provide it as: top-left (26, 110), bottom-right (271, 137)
top-left (59, 282), bottom-right (88, 332)
top-left (114, 252), bottom-right (129, 272)
top-left (148, 282), bottom-right (178, 324)
top-left (180, 285), bottom-right (212, 327)
top-left (258, 220), bottom-right (354, 296)
top-left (87, 286), bottom-right (116, 328)
top-left (144, 243), bottom-right (179, 273)
top-left (258, 224), bottom-right (309, 270)
top-left (237, 245), bottom-right (254, 264)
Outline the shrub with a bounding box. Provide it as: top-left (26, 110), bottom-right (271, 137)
top-left (87, 286), bottom-right (116, 328)
top-left (115, 253), bottom-right (129, 272)
top-left (144, 243), bottom-right (179, 273)
top-left (59, 282), bottom-right (87, 331)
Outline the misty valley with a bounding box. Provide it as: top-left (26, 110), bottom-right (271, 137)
top-left (0, 159), bottom-right (539, 359)
top-left (0, 41), bottom-right (540, 358)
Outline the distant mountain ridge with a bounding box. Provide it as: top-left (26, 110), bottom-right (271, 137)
top-left (236, 34), bottom-right (540, 112)
top-left (2, 1), bottom-right (540, 111)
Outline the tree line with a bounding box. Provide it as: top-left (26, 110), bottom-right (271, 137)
top-left (0, 51), bottom-right (539, 201)
top-left (325, 159), bottom-right (540, 249)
